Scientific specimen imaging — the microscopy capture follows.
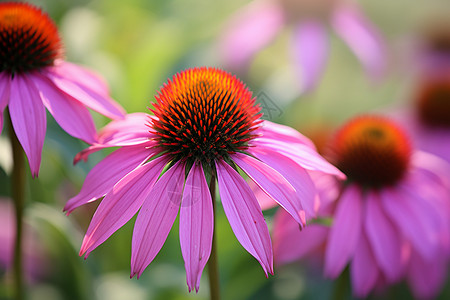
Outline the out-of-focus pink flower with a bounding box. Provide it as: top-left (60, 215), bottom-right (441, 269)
top-left (65, 67), bottom-right (344, 292)
top-left (219, 0), bottom-right (386, 92)
top-left (273, 115), bottom-right (450, 299)
top-left (0, 2), bottom-right (125, 177)
top-left (0, 198), bottom-right (48, 282)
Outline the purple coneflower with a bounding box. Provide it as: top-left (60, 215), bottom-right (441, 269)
top-left (219, 0), bottom-right (386, 92)
top-left (0, 2), bottom-right (125, 177)
top-left (65, 67), bottom-right (344, 292)
top-left (273, 115), bottom-right (450, 298)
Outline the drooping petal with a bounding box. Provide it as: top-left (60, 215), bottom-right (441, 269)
top-left (0, 73), bottom-right (11, 134)
top-left (216, 159), bottom-right (273, 275)
top-left (9, 75), bottom-right (46, 177)
top-left (131, 162), bottom-right (185, 278)
top-left (331, 5), bottom-right (386, 80)
top-left (291, 20), bottom-right (329, 92)
top-left (273, 209), bottom-right (328, 266)
top-left (30, 73), bottom-right (97, 144)
top-left (179, 163), bottom-right (213, 293)
top-left (256, 120), bottom-right (316, 149)
top-left (220, 0), bottom-right (284, 70)
top-left (324, 185), bottom-right (362, 278)
top-left (44, 69), bottom-right (125, 120)
top-left (80, 155), bottom-right (168, 257)
top-left (364, 191), bottom-right (404, 281)
top-left (248, 180), bottom-right (278, 210)
top-left (65, 144), bottom-right (156, 213)
top-left (73, 113), bottom-right (155, 163)
top-left (249, 147), bottom-right (317, 218)
top-left (232, 152), bottom-right (306, 225)
top-left (350, 233), bottom-right (379, 298)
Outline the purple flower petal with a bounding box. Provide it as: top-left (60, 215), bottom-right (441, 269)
top-left (247, 180), bottom-right (278, 210)
top-left (325, 185), bottom-right (362, 278)
top-left (216, 159), bottom-right (273, 276)
top-left (256, 120), bottom-right (316, 149)
top-left (30, 73), bottom-right (97, 144)
top-left (131, 162), bottom-right (185, 278)
top-left (80, 155), bottom-right (168, 257)
top-left (291, 20), bottom-right (329, 92)
top-left (249, 147), bottom-right (317, 218)
top-left (179, 163), bottom-right (213, 293)
top-left (331, 5), bottom-right (386, 80)
top-left (364, 191), bottom-right (404, 281)
top-left (65, 143), bottom-right (156, 213)
top-left (220, 0), bottom-right (284, 70)
top-left (273, 209), bottom-right (328, 266)
top-left (9, 75), bottom-right (46, 177)
top-left (0, 73), bottom-right (10, 134)
top-left (350, 233), bottom-right (379, 298)
top-left (44, 69), bottom-right (125, 120)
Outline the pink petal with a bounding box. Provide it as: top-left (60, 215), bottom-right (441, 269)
top-left (51, 61), bottom-right (110, 98)
top-left (80, 155), bottom-right (168, 257)
top-left (65, 144), bottom-right (155, 213)
top-left (232, 152), bottom-right (306, 225)
top-left (291, 20), bottom-right (329, 92)
top-left (249, 147), bottom-right (317, 218)
top-left (248, 180), bottom-right (278, 210)
top-left (216, 159), bottom-right (273, 275)
top-left (179, 163), bottom-right (213, 293)
top-left (350, 232), bottom-right (379, 298)
top-left (331, 5), bottom-right (387, 80)
top-left (256, 120), bottom-right (316, 149)
top-left (0, 73), bottom-right (10, 134)
top-left (253, 138), bottom-right (345, 179)
top-left (9, 75), bottom-right (46, 177)
top-left (30, 73), bottom-right (97, 144)
top-left (380, 186), bottom-right (440, 260)
top-left (273, 209), bottom-right (328, 266)
top-left (324, 185), bottom-right (362, 278)
top-left (131, 162), bottom-right (185, 278)
top-left (364, 191), bottom-right (404, 281)
top-left (44, 69), bottom-right (125, 120)
top-left (219, 0), bottom-right (284, 70)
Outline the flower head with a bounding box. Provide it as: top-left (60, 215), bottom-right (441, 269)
top-left (219, 0), bottom-right (386, 93)
top-left (65, 67), bottom-right (344, 292)
top-left (273, 115), bottom-right (450, 298)
top-left (0, 2), bottom-right (125, 177)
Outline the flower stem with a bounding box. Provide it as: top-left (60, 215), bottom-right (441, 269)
top-left (7, 110), bottom-right (26, 300)
top-left (207, 174), bottom-right (220, 300)
top-left (333, 268), bottom-right (350, 300)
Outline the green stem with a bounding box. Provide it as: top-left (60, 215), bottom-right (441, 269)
top-left (333, 267), bottom-right (350, 300)
top-left (207, 174), bottom-right (220, 300)
top-left (7, 110), bottom-right (26, 300)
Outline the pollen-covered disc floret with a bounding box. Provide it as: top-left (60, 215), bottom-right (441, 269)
top-left (0, 2), bottom-right (62, 74)
top-left (150, 67), bottom-right (262, 164)
top-left (328, 116), bottom-right (411, 188)
top-left (417, 78), bottom-right (450, 128)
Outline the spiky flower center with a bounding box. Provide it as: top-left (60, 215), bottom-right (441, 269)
top-left (417, 78), bottom-right (450, 128)
top-left (150, 67), bottom-right (262, 165)
top-left (0, 2), bottom-right (62, 75)
top-left (328, 116), bottom-right (411, 188)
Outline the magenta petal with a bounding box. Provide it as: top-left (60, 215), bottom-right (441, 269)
top-left (9, 75), bottom-right (46, 177)
top-left (131, 162), bottom-right (185, 278)
top-left (220, 0), bottom-right (284, 70)
top-left (80, 156), bottom-right (168, 257)
top-left (273, 209), bottom-right (328, 266)
top-left (65, 145), bottom-right (154, 213)
top-left (248, 180), bottom-right (278, 210)
top-left (364, 191), bottom-right (403, 281)
top-left (215, 160), bottom-right (273, 275)
top-left (256, 120), bottom-right (316, 149)
top-left (291, 20), bottom-right (329, 92)
top-left (331, 5), bottom-right (386, 80)
top-left (249, 147), bottom-right (317, 218)
top-left (179, 163), bottom-right (213, 293)
top-left (45, 69), bottom-right (125, 120)
top-left (30, 73), bottom-right (97, 144)
top-left (350, 233), bottom-right (379, 298)
top-left (324, 185), bottom-right (362, 278)
top-left (0, 73), bottom-right (10, 134)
